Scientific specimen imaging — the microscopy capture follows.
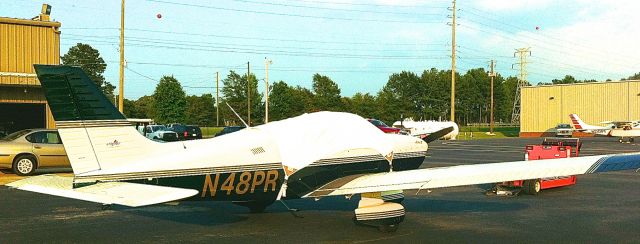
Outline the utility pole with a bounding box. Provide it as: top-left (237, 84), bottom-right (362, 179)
top-left (215, 71), bottom-right (219, 127)
top-left (265, 58), bottom-right (272, 124)
top-left (449, 0), bottom-right (457, 123)
top-left (511, 47), bottom-right (531, 124)
top-left (247, 62), bottom-right (251, 127)
top-left (118, 0), bottom-right (125, 112)
top-left (489, 60), bottom-right (496, 134)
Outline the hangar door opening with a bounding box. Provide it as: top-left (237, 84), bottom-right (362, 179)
top-left (0, 103), bottom-right (45, 135)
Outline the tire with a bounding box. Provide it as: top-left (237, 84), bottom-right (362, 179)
top-left (13, 155), bottom-right (37, 176)
top-left (523, 179), bottom-right (541, 195)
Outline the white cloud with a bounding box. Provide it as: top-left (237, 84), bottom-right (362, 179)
top-left (469, 0), bottom-right (640, 82)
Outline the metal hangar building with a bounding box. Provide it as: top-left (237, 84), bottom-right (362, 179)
top-left (0, 5), bottom-right (60, 134)
top-left (520, 80), bottom-right (640, 137)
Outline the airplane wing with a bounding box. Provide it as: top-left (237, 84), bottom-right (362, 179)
top-left (7, 175), bottom-right (198, 207)
top-left (305, 153), bottom-right (640, 198)
top-left (601, 121), bottom-right (633, 127)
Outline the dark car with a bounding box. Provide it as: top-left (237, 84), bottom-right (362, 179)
top-left (167, 124), bottom-right (202, 140)
top-left (185, 125), bottom-right (203, 140)
top-left (215, 126), bottom-right (246, 137)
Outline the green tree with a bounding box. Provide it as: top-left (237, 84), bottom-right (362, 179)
top-left (185, 94), bottom-right (216, 126)
top-left (348, 92), bottom-right (378, 118)
top-left (269, 81), bottom-right (313, 121)
top-left (500, 76), bottom-right (519, 123)
top-left (377, 71), bottom-right (425, 123)
top-left (134, 95), bottom-right (156, 120)
top-left (312, 74), bottom-right (342, 111)
top-left (421, 68), bottom-right (451, 120)
top-left (153, 76), bottom-right (187, 124)
top-left (61, 43), bottom-right (115, 100)
top-left (552, 75), bottom-right (578, 84)
top-left (221, 71), bottom-right (263, 126)
top-left (123, 98), bottom-right (142, 118)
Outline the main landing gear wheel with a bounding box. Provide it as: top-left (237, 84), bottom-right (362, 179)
top-left (13, 155), bottom-right (37, 176)
top-left (523, 179), bottom-right (541, 195)
top-left (353, 196), bottom-right (405, 233)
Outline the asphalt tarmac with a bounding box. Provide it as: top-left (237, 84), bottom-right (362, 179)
top-left (1, 137), bottom-right (639, 243)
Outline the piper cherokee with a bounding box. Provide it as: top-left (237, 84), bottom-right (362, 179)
top-left (8, 65), bottom-right (640, 232)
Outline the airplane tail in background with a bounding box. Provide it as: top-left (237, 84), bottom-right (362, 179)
top-left (569, 114), bottom-right (604, 131)
top-left (34, 65), bottom-right (160, 175)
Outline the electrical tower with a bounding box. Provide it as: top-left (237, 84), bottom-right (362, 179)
top-left (511, 47), bottom-right (531, 124)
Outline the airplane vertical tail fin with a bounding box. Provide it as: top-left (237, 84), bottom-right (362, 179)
top-left (34, 65), bottom-right (156, 175)
top-left (569, 114), bottom-right (604, 131)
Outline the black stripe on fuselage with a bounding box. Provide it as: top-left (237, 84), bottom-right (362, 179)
top-left (285, 155), bottom-right (426, 199)
top-left (74, 162), bottom-right (283, 182)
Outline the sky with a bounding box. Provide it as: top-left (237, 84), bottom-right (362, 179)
top-left (2, 0), bottom-right (639, 99)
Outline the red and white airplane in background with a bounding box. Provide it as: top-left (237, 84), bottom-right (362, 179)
top-left (569, 114), bottom-right (640, 142)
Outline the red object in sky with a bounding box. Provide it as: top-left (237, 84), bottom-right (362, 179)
top-left (157, 13), bottom-right (162, 19)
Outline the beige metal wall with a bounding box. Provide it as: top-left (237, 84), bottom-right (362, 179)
top-left (0, 17), bottom-right (60, 86)
top-left (0, 17), bottom-right (61, 129)
top-left (521, 80), bottom-right (640, 133)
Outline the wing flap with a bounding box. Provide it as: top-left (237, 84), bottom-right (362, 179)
top-left (7, 175), bottom-right (198, 207)
top-left (306, 153), bottom-right (640, 198)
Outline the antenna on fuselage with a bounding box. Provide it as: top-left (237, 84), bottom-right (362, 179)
top-left (226, 102), bottom-right (249, 127)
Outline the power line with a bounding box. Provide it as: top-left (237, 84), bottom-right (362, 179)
top-left (63, 27), bottom-right (445, 47)
top-left (280, 0), bottom-right (450, 8)
top-left (62, 37), bottom-right (451, 59)
top-left (464, 7), bottom-right (639, 63)
top-left (147, 0), bottom-right (443, 24)
top-left (228, 0), bottom-right (446, 16)
top-left (63, 33), bottom-right (450, 53)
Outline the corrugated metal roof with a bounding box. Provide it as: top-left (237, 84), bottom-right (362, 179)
top-left (0, 17), bottom-right (60, 28)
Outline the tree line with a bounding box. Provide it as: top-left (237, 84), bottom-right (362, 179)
top-left (122, 68), bottom-right (520, 126)
top-left (61, 43), bottom-right (639, 126)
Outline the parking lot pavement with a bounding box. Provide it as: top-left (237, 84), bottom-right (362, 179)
top-left (0, 137), bottom-right (638, 243)
top-left (0, 169), bottom-right (72, 186)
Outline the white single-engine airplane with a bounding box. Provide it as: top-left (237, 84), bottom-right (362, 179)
top-left (570, 114), bottom-right (640, 143)
top-left (7, 65), bottom-right (640, 232)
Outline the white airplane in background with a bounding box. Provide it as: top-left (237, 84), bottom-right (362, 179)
top-left (7, 65), bottom-right (640, 233)
top-left (392, 119), bottom-right (459, 140)
top-left (569, 114), bottom-right (640, 143)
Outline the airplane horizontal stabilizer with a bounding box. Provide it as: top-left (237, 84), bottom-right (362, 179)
top-left (7, 175), bottom-right (198, 207)
top-left (421, 126), bottom-right (454, 143)
top-left (305, 152), bottom-right (640, 198)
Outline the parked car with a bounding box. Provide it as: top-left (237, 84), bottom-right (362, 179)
top-left (555, 123), bottom-right (573, 137)
top-left (185, 125), bottom-right (203, 139)
top-left (142, 125), bottom-right (179, 142)
top-left (367, 119), bottom-right (401, 134)
top-left (215, 126), bottom-right (246, 137)
top-left (0, 129), bottom-right (70, 176)
top-left (167, 123), bottom-right (202, 140)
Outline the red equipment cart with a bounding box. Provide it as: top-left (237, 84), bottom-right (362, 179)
top-left (496, 138), bottom-right (581, 195)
